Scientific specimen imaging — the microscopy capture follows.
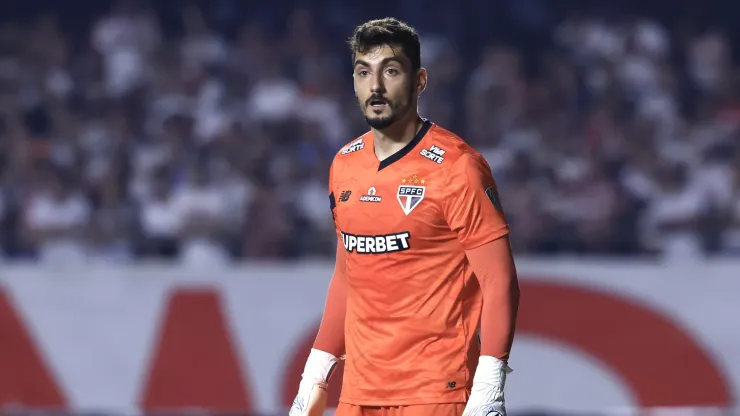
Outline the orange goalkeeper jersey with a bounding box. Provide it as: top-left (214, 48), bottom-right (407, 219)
top-left (328, 120), bottom-right (510, 406)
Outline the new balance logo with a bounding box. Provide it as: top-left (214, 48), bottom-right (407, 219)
top-left (339, 190), bottom-right (352, 202)
top-left (341, 231), bottom-right (411, 254)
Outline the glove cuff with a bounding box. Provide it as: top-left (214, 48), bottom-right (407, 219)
top-left (473, 356), bottom-right (512, 387)
top-left (302, 348), bottom-right (339, 384)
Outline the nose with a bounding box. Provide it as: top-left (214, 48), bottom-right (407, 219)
top-left (371, 72), bottom-right (386, 94)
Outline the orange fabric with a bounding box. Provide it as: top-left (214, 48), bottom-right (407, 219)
top-left (327, 122), bottom-right (511, 406)
top-left (335, 402), bottom-right (466, 416)
top-left (465, 238), bottom-right (520, 361)
top-left (314, 163), bottom-right (349, 357)
top-left (313, 241), bottom-right (348, 357)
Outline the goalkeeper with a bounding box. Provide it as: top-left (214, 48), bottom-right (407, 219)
top-left (289, 17), bottom-right (520, 416)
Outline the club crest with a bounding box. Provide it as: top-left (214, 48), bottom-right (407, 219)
top-left (397, 175), bottom-right (426, 215)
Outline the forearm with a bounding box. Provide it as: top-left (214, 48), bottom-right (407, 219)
top-left (466, 237), bottom-right (520, 361)
top-left (288, 233), bottom-right (344, 415)
top-left (313, 242), bottom-right (347, 357)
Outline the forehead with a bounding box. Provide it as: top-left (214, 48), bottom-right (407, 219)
top-left (354, 44), bottom-right (409, 66)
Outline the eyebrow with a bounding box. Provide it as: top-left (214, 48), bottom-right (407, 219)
top-left (354, 57), bottom-right (405, 68)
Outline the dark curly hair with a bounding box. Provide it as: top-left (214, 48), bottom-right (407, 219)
top-left (348, 17), bottom-right (421, 72)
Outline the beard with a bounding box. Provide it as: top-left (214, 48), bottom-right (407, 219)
top-left (364, 112), bottom-right (397, 130)
top-left (363, 97), bottom-right (414, 130)
top-left (361, 83), bottom-right (415, 130)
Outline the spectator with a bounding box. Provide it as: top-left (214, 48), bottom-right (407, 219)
top-left (641, 163), bottom-right (705, 259)
top-left (170, 160), bottom-right (231, 265)
top-left (0, 1), bottom-right (739, 263)
top-left (138, 166), bottom-right (180, 259)
top-left (22, 167), bottom-right (91, 264)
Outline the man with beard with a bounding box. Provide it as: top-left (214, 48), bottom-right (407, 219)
top-left (289, 17), bottom-right (520, 416)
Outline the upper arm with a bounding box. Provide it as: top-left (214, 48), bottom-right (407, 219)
top-left (328, 162), bottom-right (346, 276)
top-left (314, 164), bottom-right (348, 354)
top-left (328, 160), bottom-right (339, 231)
top-left (333, 239), bottom-right (346, 277)
top-left (442, 153), bottom-right (509, 250)
top-left (465, 237), bottom-right (517, 285)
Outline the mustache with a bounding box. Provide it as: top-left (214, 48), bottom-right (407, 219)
top-left (366, 94), bottom-right (389, 106)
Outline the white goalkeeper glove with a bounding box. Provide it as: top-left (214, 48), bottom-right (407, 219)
top-left (288, 348), bottom-right (339, 416)
top-left (462, 356), bottom-right (513, 416)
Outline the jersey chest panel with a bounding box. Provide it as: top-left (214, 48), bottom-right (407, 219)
top-left (334, 165), bottom-right (452, 255)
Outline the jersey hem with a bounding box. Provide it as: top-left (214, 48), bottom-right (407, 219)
top-left (338, 393), bottom-right (469, 407)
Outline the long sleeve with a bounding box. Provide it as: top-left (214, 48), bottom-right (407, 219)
top-left (313, 241), bottom-right (347, 356)
top-left (440, 153), bottom-right (518, 361)
top-left (313, 163), bottom-right (347, 357)
top-left (465, 237), bottom-right (519, 361)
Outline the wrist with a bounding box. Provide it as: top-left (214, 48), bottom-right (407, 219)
top-left (473, 356), bottom-right (512, 387)
top-left (302, 348), bottom-right (339, 384)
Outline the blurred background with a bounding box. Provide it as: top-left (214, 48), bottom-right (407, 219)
top-left (0, 0), bottom-right (738, 415)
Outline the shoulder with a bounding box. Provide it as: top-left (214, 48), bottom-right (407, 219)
top-left (423, 124), bottom-right (492, 175)
top-left (329, 131), bottom-right (372, 181)
top-left (333, 131), bottom-right (372, 161)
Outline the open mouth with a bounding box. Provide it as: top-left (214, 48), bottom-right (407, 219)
top-left (369, 98), bottom-right (388, 109)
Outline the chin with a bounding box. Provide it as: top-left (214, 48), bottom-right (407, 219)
top-left (365, 115), bottom-right (396, 130)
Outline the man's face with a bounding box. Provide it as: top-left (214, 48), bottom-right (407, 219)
top-left (353, 44), bottom-right (422, 130)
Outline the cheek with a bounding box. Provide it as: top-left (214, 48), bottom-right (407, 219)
top-left (355, 90), bottom-right (367, 105)
top-left (353, 79), bottom-right (364, 97)
top-left (391, 80), bottom-right (414, 102)
top-left (389, 90), bottom-right (410, 106)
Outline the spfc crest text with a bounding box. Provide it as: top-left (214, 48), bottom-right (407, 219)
top-left (397, 185), bottom-right (425, 215)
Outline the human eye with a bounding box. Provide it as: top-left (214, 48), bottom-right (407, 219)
top-left (385, 67), bottom-right (400, 76)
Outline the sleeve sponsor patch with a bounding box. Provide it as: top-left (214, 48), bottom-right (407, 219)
top-left (485, 186), bottom-right (503, 213)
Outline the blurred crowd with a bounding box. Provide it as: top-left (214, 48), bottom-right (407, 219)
top-left (0, 0), bottom-right (739, 264)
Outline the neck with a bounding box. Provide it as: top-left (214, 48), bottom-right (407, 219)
top-left (373, 113), bottom-right (424, 162)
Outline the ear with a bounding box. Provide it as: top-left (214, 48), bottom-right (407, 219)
top-left (416, 67), bottom-right (428, 96)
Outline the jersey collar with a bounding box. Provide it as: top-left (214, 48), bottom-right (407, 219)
top-left (376, 119), bottom-right (433, 171)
